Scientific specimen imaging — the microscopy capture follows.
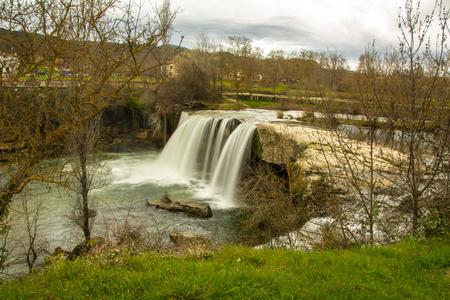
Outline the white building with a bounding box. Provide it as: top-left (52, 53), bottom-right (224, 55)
top-left (0, 54), bottom-right (20, 76)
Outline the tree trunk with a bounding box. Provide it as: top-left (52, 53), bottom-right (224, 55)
top-left (79, 150), bottom-right (90, 240)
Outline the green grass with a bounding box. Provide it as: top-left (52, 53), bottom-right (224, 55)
top-left (251, 85), bottom-right (290, 93)
top-left (239, 99), bottom-right (279, 108)
top-left (1, 236), bottom-right (449, 299)
top-left (207, 98), bottom-right (248, 110)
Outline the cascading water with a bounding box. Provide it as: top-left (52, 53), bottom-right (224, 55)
top-left (3, 110), bottom-right (263, 275)
top-left (209, 122), bottom-right (257, 207)
top-left (157, 112), bottom-right (256, 207)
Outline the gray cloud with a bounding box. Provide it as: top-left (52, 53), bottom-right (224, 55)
top-left (173, 17), bottom-right (316, 50)
top-left (168, 0), bottom-right (447, 69)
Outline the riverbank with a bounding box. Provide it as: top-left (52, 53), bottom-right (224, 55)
top-left (1, 235), bottom-right (448, 299)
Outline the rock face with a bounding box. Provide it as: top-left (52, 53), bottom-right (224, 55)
top-left (256, 123), bottom-right (308, 165)
top-left (146, 194), bottom-right (213, 218)
top-left (256, 123), bottom-right (352, 193)
top-left (254, 122), bottom-right (415, 247)
top-left (256, 123), bottom-right (402, 175)
top-left (257, 123), bottom-right (402, 196)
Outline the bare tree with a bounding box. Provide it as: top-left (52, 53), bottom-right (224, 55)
top-left (227, 35), bottom-right (253, 102)
top-left (156, 0), bottom-right (178, 82)
top-left (0, 0), bottom-right (178, 265)
top-left (66, 115), bottom-right (103, 240)
top-left (216, 43), bottom-right (231, 95)
top-left (196, 32), bottom-right (217, 54)
top-left (195, 32), bottom-right (220, 92)
top-left (262, 50), bottom-right (286, 100)
top-left (318, 0), bottom-right (450, 244)
top-left (21, 195), bottom-right (46, 273)
top-left (313, 49), bottom-right (349, 98)
top-left (376, 0), bottom-right (449, 232)
top-left (286, 50), bottom-right (322, 102)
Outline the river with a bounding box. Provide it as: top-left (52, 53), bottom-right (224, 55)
top-left (1, 108), bottom-right (402, 275)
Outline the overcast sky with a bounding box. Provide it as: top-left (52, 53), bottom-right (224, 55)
top-left (167, 0), bottom-right (448, 69)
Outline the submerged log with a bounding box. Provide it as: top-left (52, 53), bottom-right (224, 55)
top-left (146, 194), bottom-right (213, 219)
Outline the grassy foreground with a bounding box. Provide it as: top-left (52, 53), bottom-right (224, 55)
top-left (1, 237), bottom-right (449, 299)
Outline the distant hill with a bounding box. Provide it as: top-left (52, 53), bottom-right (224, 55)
top-left (0, 27), bottom-right (188, 62)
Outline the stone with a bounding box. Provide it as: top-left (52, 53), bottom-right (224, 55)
top-left (146, 195), bottom-right (213, 219)
top-left (52, 246), bottom-right (70, 257)
top-left (67, 237), bottom-right (106, 260)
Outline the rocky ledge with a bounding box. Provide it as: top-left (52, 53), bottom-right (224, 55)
top-left (146, 194), bottom-right (213, 219)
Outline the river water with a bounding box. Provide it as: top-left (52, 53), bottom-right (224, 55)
top-left (1, 110), bottom-right (267, 274)
top-left (2, 108), bottom-right (401, 275)
top-left (4, 150), bottom-right (242, 274)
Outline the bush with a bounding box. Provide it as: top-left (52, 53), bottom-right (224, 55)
top-left (237, 162), bottom-right (310, 246)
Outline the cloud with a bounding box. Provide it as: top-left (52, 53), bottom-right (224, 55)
top-left (167, 0), bottom-right (448, 68)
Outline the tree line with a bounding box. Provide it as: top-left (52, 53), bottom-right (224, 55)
top-left (162, 35), bottom-right (352, 105)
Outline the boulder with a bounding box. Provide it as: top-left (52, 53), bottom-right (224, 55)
top-left (52, 246), bottom-right (70, 257)
top-left (67, 237), bottom-right (106, 260)
top-left (146, 194), bottom-right (213, 218)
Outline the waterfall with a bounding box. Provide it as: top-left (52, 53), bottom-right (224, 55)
top-left (157, 112), bottom-right (256, 207)
top-left (210, 122), bottom-right (257, 207)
